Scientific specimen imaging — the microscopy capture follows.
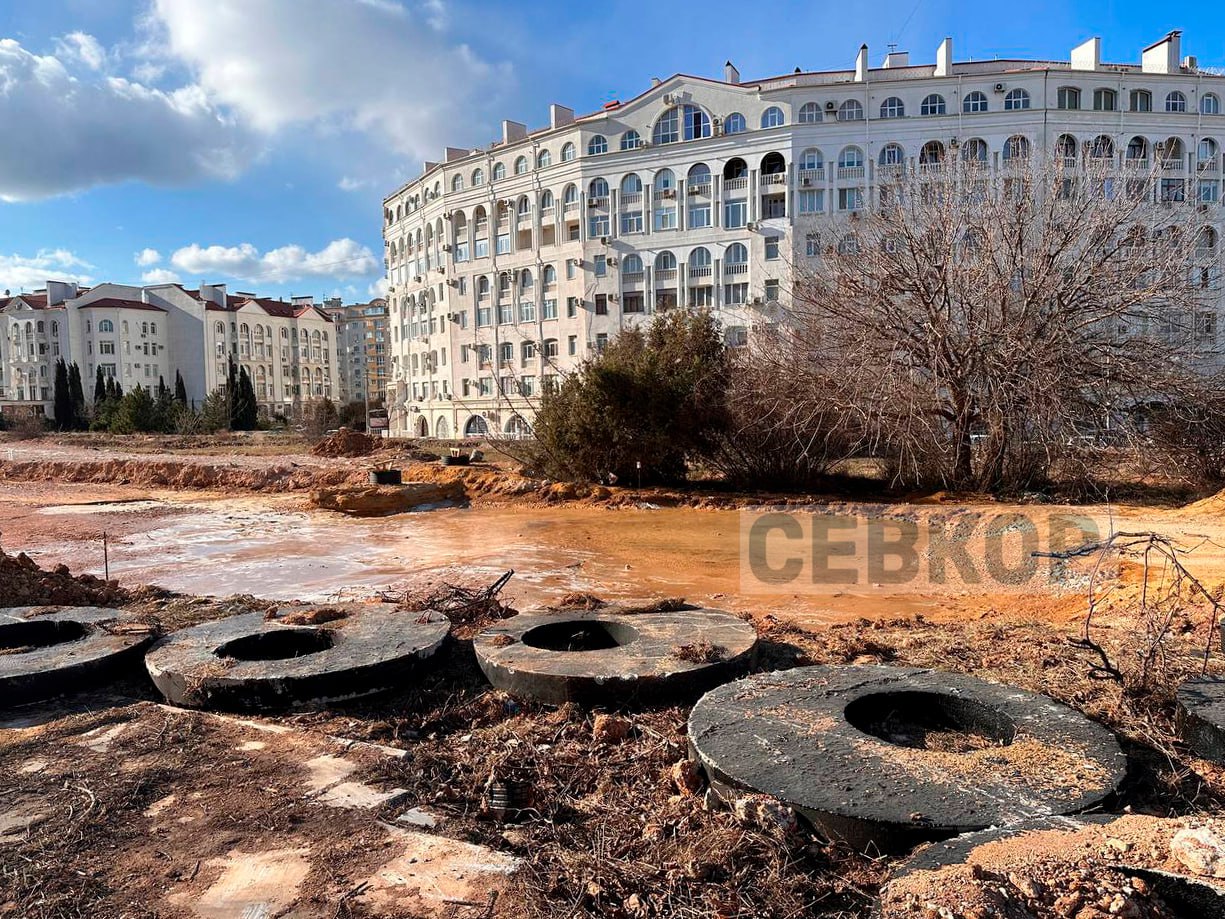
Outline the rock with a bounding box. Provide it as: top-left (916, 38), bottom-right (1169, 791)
top-left (670, 760), bottom-right (703, 796)
top-left (592, 714), bottom-right (633, 745)
top-left (310, 481), bottom-right (466, 516)
top-left (1171, 826), bottom-right (1225, 878)
top-left (732, 794), bottom-right (798, 834)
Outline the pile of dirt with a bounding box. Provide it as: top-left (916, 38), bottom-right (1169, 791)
top-left (310, 427), bottom-right (376, 458)
top-left (879, 815), bottom-right (1225, 918)
top-left (0, 456), bottom-right (366, 493)
top-left (0, 546), bottom-right (133, 607)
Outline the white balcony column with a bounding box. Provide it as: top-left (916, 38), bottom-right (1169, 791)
top-left (713, 174), bottom-right (723, 228)
top-left (679, 179), bottom-right (687, 232)
top-left (750, 169), bottom-right (759, 223)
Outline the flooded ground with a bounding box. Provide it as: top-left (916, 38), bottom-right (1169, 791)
top-left (8, 478), bottom-right (1225, 628)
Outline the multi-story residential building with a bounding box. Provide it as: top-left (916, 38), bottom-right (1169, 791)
top-left (323, 297), bottom-right (389, 407)
top-left (0, 280), bottom-right (339, 420)
top-left (382, 30), bottom-right (1225, 440)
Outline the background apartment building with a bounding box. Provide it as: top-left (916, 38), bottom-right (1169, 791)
top-left (323, 297), bottom-right (389, 407)
top-left (0, 281), bottom-right (339, 420)
top-left (382, 30), bottom-right (1225, 440)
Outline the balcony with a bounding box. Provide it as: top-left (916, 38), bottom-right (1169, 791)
top-left (1127, 157), bottom-right (1150, 170)
top-left (621, 192), bottom-right (643, 206)
top-left (760, 172), bottom-right (787, 187)
top-left (688, 265), bottom-right (713, 279)
top-left (541, 205), bottom-right (555, 218)
top-left (724, 177), bottom-right (748, 192)
top-left (688, 182), bottom-right (712, 197)
top-left (655, 268), bottom-right (678, 282)
top-left (622, 271), bottom-right (645, 283)
top-left (588, 196), bottom-right (609, 208)
top-left (724, 262), bottom-right (748, 277)
top-left (1163, 161), bottom-right (1187, 175)
top-left (798, 167), bottom-right (825, 185)
top-left (838, 165), bottom-right (867, 180)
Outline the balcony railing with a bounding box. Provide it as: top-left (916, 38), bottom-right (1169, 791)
top-left (688, 182), bottom-right (712, 197)
top-left (688, 265), bottom-right (713, 278)
top-left (724, 262), bottom-right (748, 276)
top-left (760, 172), bottom-right (787, 187)
top-left (1199, 161), bottom-right (1220, 173)
top-left (798, 167), bottom-right (825, 184)
top-left (588, 196), bottom-right (609, 208)
top-left (838, 165), bottom-right (867, 180)
top-left (724, 177), bottom-right (748, 192)
top-left (621, 192), bottom-right (643, 206)
top-left (622, 271), bottom-right (645, 283)
top-left (655, 268), bottom-right (677, 281)
top-left (563, 201), bottom-right (579, 215)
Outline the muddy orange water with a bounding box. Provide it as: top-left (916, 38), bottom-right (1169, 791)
top-left (8, 481), bottom-right (1225, 628)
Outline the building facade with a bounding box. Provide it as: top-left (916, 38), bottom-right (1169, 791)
top-left (324, 297), bottom-right (389, 407)
top-left (0, 281), bottom-right (340, 420)
top-left (382, 30), bottom-right (1225, 440)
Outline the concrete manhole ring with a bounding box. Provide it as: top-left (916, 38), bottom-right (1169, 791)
top-left (688, 665), bottom-right (1126, 851)
top-left (0, 606), bottom-right (154, 707)
top-left (473, 607), bottom-right (759, 705)
top-left (1176, 676), bottom-right (1225, 764)
top-left (876, 816), bottom-right (1225, 918)
top-left (145, 605), bottom-right (450, 711)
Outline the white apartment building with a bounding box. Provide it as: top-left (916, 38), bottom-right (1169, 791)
top-left (0, 280), bottom-right (339, 420)
top-left (383, 30), bottom-right (1225, 440)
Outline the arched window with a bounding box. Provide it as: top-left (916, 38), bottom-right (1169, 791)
top-left (472, 167), bottom-right (484, 186)
top-left (653, 105), bottom-right (712, 144)
top-left (520, 268), bottom-right (533, 291)
top-left (837, 100), bottom-right (863, 122)
top-left (587, 135), bottom-right (608, 155)
top-left (919, 140), bottom-right (945, 164)
top-left (99, 319), bottom-right (114, 332)
top-left (921, 93), bottom-right (946, 116)
top-left (620, 130), bottom-right (642, 151)
top-left (561, 142), bottom-right (576, 162)
top-left (838, 146), bottom-right (864, 169)
top-left (1054, 133), bottom-right (1077, 160)
top-left (478, 276), bottom-right (490, 297)
top-left (878, 143), bottom-right (905, 167)
top-left (1094, 88), bottom-right (1118, 112)
top-left (799, 147), bottom-right (824, 170)
top-left (689, 246), bottom-right (711, 268)
top-left (654, 168), bottom-right (676, 193)
top-left (963, 91), bottom-right (988, 113)
top-left (1004, 89), bottom-right (1030, 111)
top-left (517, 195), bottom-right (530, 217)
top-left (1002, 135), bottom-right (1030, 160)
top-left (688, 163), bottom-right (711, 185)
top-left (1091, 135), bottom-right (1115, 159)
top-left (1199, 138), bottom-right (1220, 166)
top-left (1126, 136), bottom-right (1149, 162)
top-left (622, 254), bottom-right (643, 275)
top-left (51, 321), bottom-right (58, 336)
top-left (962, 138), bottom-right (988, 162)
top-left (473, 205), bottom-right (488, 230)
top-left (492, 162), bottom-right (506, 181)
top-left (216, 321), bottom-right (224, 334)
top-left (543, 264), bottom-right (557, 286)
top-left (760, 106), bottom-right (784, 129)
top-left (724, 243), bottom-right (748, 265)
top-left (1161, 137), bottom-right (1185, 165)
top-left (724, 112), bottom-right (747, 134)
top-left (723, 158), bottom-right (747, 180)
top-left (879, 97), bottom-right (905, 119)
top-left (621, 173), bottom-right (642, 195)
top-left (540, 189), bottom-right (554, 211)
top-left (1166, 91), bottom-right (1187, 113)
top-left (537, 149), bottom-right (552, 168)
top-left (452, 174), bottom-right (464, 192)
top-left (563, 184), bottom-right (578, 205)
top-left (589, 178), bottom-right (609, 199)
top-left (760, 152), bottom-right (785, 175)
top-left (1057, 87), bottom-right (1081, 110)
top-left (464, 415), bottom-right (489, 437)
top-left (1202, 94), bottom-right (1222, 116)
top-left (1198, 226), bottom-right (1219, 251)
top-left (654, 251), bottom-right (676, 271)
top-left (798, 102), bottom-right (822, 124)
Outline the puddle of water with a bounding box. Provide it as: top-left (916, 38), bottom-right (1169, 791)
top-left (39, 500), bottom-right (167, 515)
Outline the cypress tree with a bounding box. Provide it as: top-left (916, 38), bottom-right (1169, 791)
top-left (94, 366), bottom-right (106, 404)
top-left (174, 370), bottom-right (188, 405)
top-left (68, 363), bottom-right (86, 429)
top-left (53, 359), bottom-right (72, 430)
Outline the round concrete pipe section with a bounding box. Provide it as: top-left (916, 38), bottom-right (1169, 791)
top-left (688, 665), bottom-right (1126, 852)
top-left (0, 606), bottom-right (153, 707)
top-left (145, 605), bottom-right (450, 711)
top-left (1177, 677), bottom-right (1225, 764)
top-left (876, 816), bottom-right (1225, 918)
top-left (473, 608), bottom-right (759, 706)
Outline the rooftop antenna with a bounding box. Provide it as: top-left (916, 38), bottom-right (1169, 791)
top-left (888, 42), bottom-right (898, 53)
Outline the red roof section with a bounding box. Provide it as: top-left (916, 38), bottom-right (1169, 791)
top-left (0, 293), bottom-right (50, 310)
top-left (78, 297), bottom-right (166, 313)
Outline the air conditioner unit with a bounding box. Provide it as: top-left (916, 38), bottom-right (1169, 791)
top-left (746, 221), bottom-right (757, 231)
top-left (661, 189), bottom-right (677, 199)
top-left (993, 83), bottom-right (1006, 93)
top-left (663, 93), bottom-right (677, 105)
top-left (588, 199), bottom-right (599, 208)
top-left (442, 243), bottom-right (452, 252)
top-left (610, 293), bottom-right (620, 302)
top-left (607, 257), bottom-right (618, 266)
top-left (751, 296), bottom-right (764, 305)
top-left (600, 236), bottom-right (609, 246)
top-left (444, 212), bottom-right (454, 220)
top-left (436, 266), bottom-right (445, 274)
top-left (568, 258), bottom-right (581, 266)
top-left (413, 275), bottom-right (422, 283)
top-left (447, 279), bottom-right (458, 287)
top-left (801, 177), bottom-right (813, 187)
top-left (825, 101), bottom-right (836, 111)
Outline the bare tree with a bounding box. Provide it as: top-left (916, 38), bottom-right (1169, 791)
top-left (762, 149), bottom-right (1223, 491)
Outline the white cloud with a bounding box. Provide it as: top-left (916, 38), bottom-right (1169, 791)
top-left (0, 37), bottom-right (257, 202)
top-left (0, 249), bottom-right (94, 292)
top-left (141, 268), bottom-right (182, 285)
top-left (169, 238), bottom-right (378, 283)
top-left (338, 176), bottom-right (372, 192)
top-left (368, 277), bottom-right (390, 298)
top-left (56, 32), bottom-right (107, 70)
top-left (135, 248), bottom-right (162, 266)
top-left (150, 0), bottom-right (511, 160)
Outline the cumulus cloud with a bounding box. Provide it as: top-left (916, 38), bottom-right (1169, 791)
top-left (169, 238), bottom-right (377, 284)
top-left (141, 268), bottom-right (182, 285)
top-left (368, 277), bottom-right (390, 298)
top-left (56, 32), bottom-right (107, 70)
top-left (338, 176), bottom-right (372, 192)
top-left (0, 38), bottom-right (257, 202)
top-left (0, 249), bottom-right (94, 291)
top-left (151, 0), bottom-right (511, 160)
top-left (135, 248), bottom-right (162, 266)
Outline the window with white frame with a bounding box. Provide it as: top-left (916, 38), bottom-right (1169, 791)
top-left (921, 93), bottom-right (946, 116)
top-left (1130, 89), bottom-right (1152, 112)
top-left (837, 99), bottom-right (863, 122)
top-left (620, 130), bottom-right (642, 151)
top-left (1004, 88), bottom-right (1030, 110)
top-left (962, 91), bottom-right (988, 113)
top-left (879, 96), bottom-right (905, 119)
top-left (537, 149), bottom-right (552, 168)
top-left (798, 102), bottom-right (822, 123)
top-left (798, 189), bottom-right (824, 214)
top-left (561, 142), bottom-right (576, 162)
top-left (724, 112), bottom-right (746, 134)
top-left (1057, 87), bottom-right (1081, 110)
top-left (760, 106), bottom-right (784, 129)
top-left (514, 156), bottom-right (528, 175)
top-left (493, 162), bottom-right (506, 180)
top-left (587, 135), bottom-right (608, 155)
top-left (654, 105), bottom-right (711, 144)
top-left (1203, 94), bottom-right (1222, 116)
top-left (1166, 91), bottom-right (1188, 113)
top-left (1094, 88), bottom-right (1118, 112)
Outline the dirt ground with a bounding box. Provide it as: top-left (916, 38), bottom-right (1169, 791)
top-left (6, 433), bottom-right (1225, 917)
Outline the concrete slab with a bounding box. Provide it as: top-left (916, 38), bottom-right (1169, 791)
top-left (187, 847), bottom-right (312, 919)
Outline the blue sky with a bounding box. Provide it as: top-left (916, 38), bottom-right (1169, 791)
top-left (0, 0), bottom-right (1209, 302)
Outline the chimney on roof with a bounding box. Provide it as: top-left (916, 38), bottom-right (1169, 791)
top-left (854, 44), bottom-right (868, 81)
top-left (882, 50), bottom-right (910, 68)
top-left (444, 146), bottom-right (468, 162)
top-left (550, 104), bottom-right (574, 128)
top-left (935, 37), bottom-right (953, 76)
top-left (1070, 36), bottom-right (1101, 71)
top-left (724, 60), bottom-right (739, 84)
top-left (1142, 30), bottom-right (1182, 74)
top-left (650, 76), bottom-right (661, 87)
top-left (1183, 54), bottom-right (1198, 71)
top-left (502, 120), bottom-right (527, 144)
